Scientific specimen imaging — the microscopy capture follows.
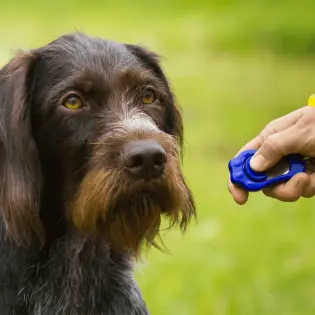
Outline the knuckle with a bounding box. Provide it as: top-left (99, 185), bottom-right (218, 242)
top-left (294, 126), bottom-right (315, 154)
top-left (286, 184), bottom-right (302, 201)
top-left (302, 182), bottom-right (315, 199)
top-left (275, 187), bottom-right (300, 202)
top-left (279, 193), bottom-right (300, 202)
top-left (263, 136), bottom-right (279, 154)
top-left (302, 191), bottom-right (314, 198)
top-left (296, 123), bottom-right (311, 138)
top-left (263, 187), bottom-right (299, 201)
top-left (295, 172), bottom-right (309, 183)
top-left (286, 193), bottom-right (300, 202)
top-left (263, 121), bottom-right (277, 135)
top-left (262, 188), bottom-right (274, 198)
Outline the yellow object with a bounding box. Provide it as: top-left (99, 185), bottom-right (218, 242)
top-left (308, 95), bottom-right (315, 107)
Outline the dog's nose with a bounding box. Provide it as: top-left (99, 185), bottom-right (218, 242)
top-left (123, 140), bottom-right (166, 179)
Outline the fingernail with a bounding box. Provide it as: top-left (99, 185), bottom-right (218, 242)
top-left (250, 153), bottom-right (267, 171)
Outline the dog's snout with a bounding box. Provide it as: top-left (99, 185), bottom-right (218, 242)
top-left (123, 140), bottom-right (166, 179)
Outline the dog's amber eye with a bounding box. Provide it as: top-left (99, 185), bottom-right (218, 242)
top-left (63, 95), bottom-right (83, 110)
top-left (141, 90), bottom-right (156, 104)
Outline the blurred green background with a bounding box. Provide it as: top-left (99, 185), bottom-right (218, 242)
top-left (2, 1), bottom-right (315, 314)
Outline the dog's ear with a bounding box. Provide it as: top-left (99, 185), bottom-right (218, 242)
top-left (0, 51), bottom-right (43, 244)
top-left (125, 44), bottom-right (184, 146)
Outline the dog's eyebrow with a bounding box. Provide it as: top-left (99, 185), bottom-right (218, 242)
top-left (43, 64), bottom-right (171, 108)
top-left (44, 73), bottom-right (108, 104)
top-left (112, 68), bottom-right (168, 91)
top-left (44, 80), bottom-right (79, 105)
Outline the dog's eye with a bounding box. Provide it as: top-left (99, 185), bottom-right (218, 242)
top-left (63, 95), bottom-right (84, 110)
top-left (141, 89), bottom-right (156, 104)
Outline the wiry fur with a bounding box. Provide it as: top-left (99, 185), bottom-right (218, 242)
top-left (0, 32), bottom-right (195, 314)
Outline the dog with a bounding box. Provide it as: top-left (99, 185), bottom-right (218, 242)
top-left (0, 32), bottom-right (195, 315)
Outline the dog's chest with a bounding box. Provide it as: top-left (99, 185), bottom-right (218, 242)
top-left (24, 237), bottom-right (148, 315)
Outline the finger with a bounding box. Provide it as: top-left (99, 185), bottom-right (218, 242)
top-left (260, 108), bottom-right (304, 136)
top-left (301, 172), bottom-right (315, 198)
top-left (227, 179), bottom-right (249, 205)
top-left (235, 136), bottom-right (262, 157)
top-left (234, 109), bottom-right (303, 157)
top-left (262, 172), bottom-right (310, 202)
top-left (250, 125), bottom-right (305, 172)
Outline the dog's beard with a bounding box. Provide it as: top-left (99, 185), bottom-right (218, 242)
top-left (69, 134), bottom-right (195, 256)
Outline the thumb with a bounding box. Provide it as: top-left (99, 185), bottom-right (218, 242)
top-left (250, 126), bottom-right (303, 172)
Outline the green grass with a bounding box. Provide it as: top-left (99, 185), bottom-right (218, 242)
top-left (2, 1), bottom-right (315, 314)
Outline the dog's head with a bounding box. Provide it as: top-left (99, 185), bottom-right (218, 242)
top-left (0, 33), bottom-right (195, 255)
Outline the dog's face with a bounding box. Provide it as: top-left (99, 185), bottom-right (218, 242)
top-left (0, 33), bottom-right (195, 255)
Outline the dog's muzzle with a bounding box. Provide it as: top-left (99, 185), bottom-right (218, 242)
top-left (123, 140), bottom-right (167, 180)
top-left (109, 108), bottom-right (169, 180)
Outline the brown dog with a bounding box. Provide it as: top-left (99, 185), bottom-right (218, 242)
top-left (0, 32), bottom-right (195, 315)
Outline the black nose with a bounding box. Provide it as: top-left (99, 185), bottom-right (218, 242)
top-left (123, 140), bottom-right (167, 179)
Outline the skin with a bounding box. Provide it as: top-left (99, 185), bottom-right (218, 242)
top-left (228, 105), bottom-right (315, 204)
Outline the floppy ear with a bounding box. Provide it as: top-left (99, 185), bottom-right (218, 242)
top-left (0, 51), bottom-right (43, 244)
top-left (125, 44), bottom-right (184, 147)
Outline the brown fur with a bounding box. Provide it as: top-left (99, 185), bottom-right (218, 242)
top-left (70, 129), bottom-right (194, 255)
top-left (0, 51), bottom-right (43, 244)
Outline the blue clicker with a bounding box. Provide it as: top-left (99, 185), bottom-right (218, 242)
top-left (228, 150), bottom-right (306, 192)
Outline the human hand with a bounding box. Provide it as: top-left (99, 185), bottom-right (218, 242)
top-left (228, 103), bottom-right (315, 204)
